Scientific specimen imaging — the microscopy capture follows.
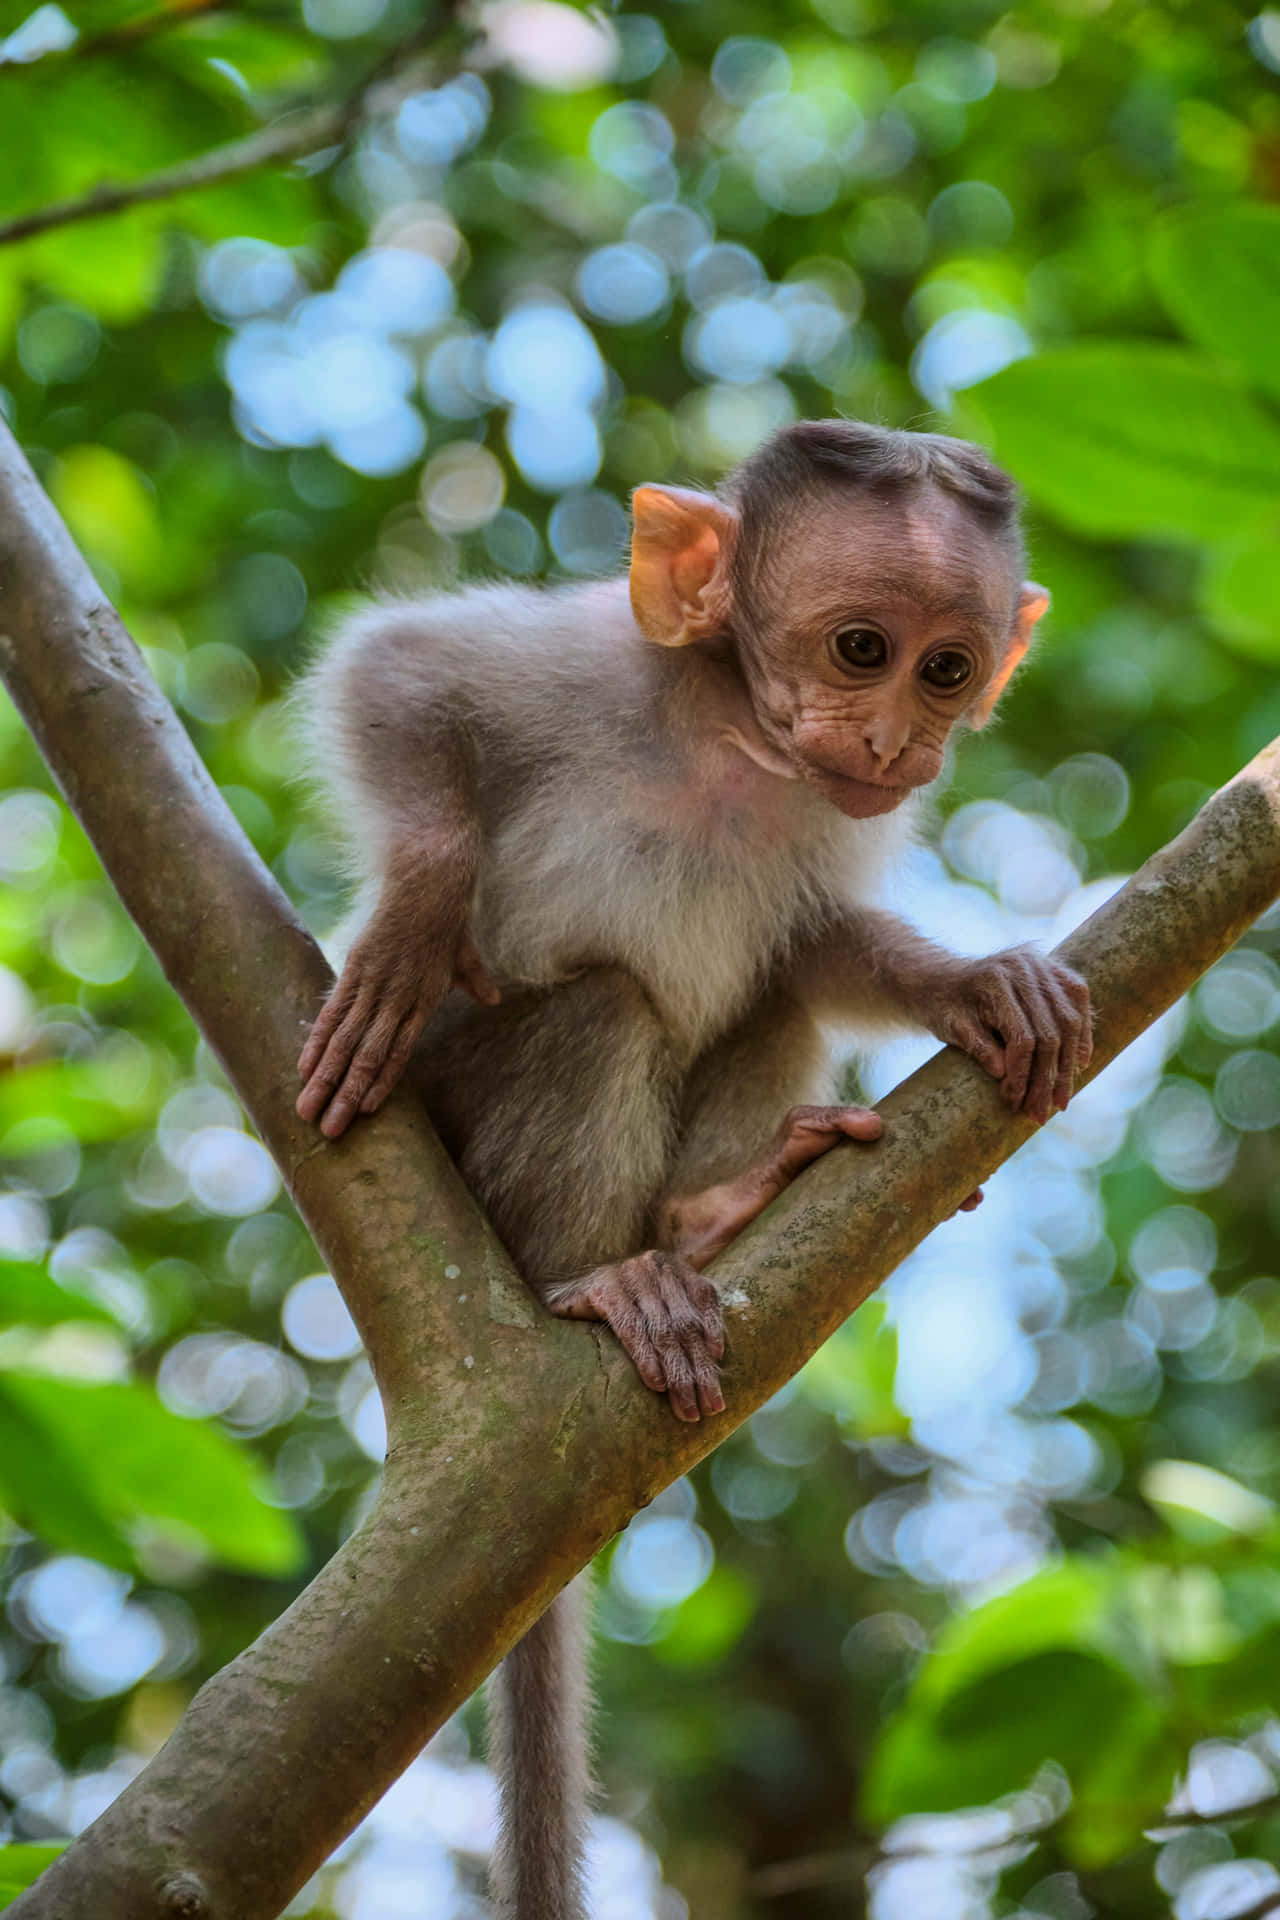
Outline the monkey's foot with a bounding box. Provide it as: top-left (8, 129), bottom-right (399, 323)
top-left (660, 1103), bottom-right (883, 1270)
top-left (548, 1254), bottom-right (726, 1424)
top-left (933, 950), bottom-right (1092, 1125)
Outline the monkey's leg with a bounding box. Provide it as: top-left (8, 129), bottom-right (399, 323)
top-left (418, 968), bottom-right (736, 1426)
top-left (416, 966), bottom-right (681, 1281)
top-left (656, 990), bottom-right (884, 1270)
top-left (416, 975), bottom-right (683, 1920)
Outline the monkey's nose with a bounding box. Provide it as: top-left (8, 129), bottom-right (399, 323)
top-left (863, 728), bottom-right (905, 772)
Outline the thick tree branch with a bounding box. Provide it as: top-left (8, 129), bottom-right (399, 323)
top-left (0, 8), bottom-right (464, 249)
top-left (1, 410), bottom-right (1278, 1918)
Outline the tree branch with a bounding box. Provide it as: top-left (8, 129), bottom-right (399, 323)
top-left (0, 7), bottom-right (464, 249)
top-left (0, 0), bottom-right (228, 75)
top-left (1, 409), bottom-right (1279, 1918)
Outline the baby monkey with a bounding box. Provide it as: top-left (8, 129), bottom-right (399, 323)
top-left (296, 419), bottom-right (1090, 1919)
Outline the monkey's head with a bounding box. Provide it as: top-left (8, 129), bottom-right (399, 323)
top-left (629, 420), bottom-right (1048, 820)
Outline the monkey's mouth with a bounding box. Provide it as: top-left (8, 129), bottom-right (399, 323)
top-left (801, 761), bottom-right (914, 818)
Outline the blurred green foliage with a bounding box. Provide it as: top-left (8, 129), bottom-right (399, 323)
top-left (1, 0), bottom-right (1280, 1915)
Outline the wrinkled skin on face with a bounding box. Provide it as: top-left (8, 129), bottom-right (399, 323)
top-left (630, 480), bottom-right (1047, 818)
top-left (734, 487), bottom-right (1037, 816)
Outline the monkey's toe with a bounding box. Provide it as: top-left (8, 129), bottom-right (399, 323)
top-left (551, 1254), bottom-right (725, 1422)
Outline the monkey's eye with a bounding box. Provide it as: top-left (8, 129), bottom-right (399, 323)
top-left (920, 649), bottom-right (973, 690)
top-left (834, 627), bottom-right (887, 670)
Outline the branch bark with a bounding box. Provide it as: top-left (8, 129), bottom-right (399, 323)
top-left (1, 410), bottom-right (1278, 1918)
top-left (0, 8), bottom-right (464, 249)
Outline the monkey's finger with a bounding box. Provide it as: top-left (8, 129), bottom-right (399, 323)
top-left (1047, 981), bottom-right (1085, 1112)
top-left (688, 1350), bottom-right (725, 1420)
top-left (1054, 969), bottom-right (1093, 1084)
top-left (947, 1016), bottom-right (1006, 1084)
top-left (768, 1104), bottom-right (882, 1183)
top-left (957, 1188), bottom-right (984, 1213)
top-left (1076, 989), bottom-right (1095, 1069)
top-left (654, 1338), bottom-right (703, 1423)
top-left (454, 935), bottom-right (501, 1007)
top-left (307, 1001), bottom-right (407, 1135)
top-left (644, 1295), bottom-right (700, 1419)
top-left (297, 1034), bottom-right (373, 1127)
top-left (692, 1288), bottom-right (727, 1411)
top-left (679, 1266), bottom-right (726, 1364)
top-left (309, 965), bottom-right (450, 1131)
top-left (654, 1262), bottom-right (724, 1419)
top-left (297, 977), bottom-right (361, 1082)
top-left (612, 1309), bottom-right (668, 1398)
top-left (549, 1269), bottom-right (672, 1397)
top-left (990, 999), bottom-right (1036, 1112)
top-left (357, 1008), bottom-right (432, 1113)
top-left (1018, 978), bottom-right (1062, 1125)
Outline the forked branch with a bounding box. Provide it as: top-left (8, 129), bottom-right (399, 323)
top-left (1, 411), bottom-right (1278, 1918)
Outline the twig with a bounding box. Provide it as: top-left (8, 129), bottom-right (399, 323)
top-left (0, 0), bottom-right (227, 73)
top-left (0, 106), bottom-right (347, 247)
top-left (1227, 1894), bottom-right (1280, 1920)
top-left (750, 1846), bottom-right (872, 1896)
top-left (0, 5), bottom-right (464, 250)
top-left (749, 1787), bottom-right (1280, 1897)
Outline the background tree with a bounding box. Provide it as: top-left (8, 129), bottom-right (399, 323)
top-left (0, 2), bottom-right (1279, 1917)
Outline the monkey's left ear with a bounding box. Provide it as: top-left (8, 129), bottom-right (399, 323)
top-left (630, 486), bottom-right (739, 646)
top-left (969, 582), bottom-right (1051, 728)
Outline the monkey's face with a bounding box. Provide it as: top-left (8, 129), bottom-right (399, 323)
top-left (731, 489), bottom-right (1043, 821)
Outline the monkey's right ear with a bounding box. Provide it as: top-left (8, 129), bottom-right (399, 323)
top-left (630, 486), bottom-right (738, 646)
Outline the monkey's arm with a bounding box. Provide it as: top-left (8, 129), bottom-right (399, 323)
top-left (297, 820), bottom-right (499, 1136)
top-left (789, 908), bottom-right (1092, 1124)
top-left (296, 610), bottom-right (500, 1138)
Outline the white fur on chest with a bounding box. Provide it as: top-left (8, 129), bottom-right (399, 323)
top-left (473, 771), bottom-right (908, 1058)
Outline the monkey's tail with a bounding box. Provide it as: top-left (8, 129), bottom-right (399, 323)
top-left (488, 1577), bottom-right (593, 1920)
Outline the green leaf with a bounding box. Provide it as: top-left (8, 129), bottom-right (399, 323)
top-left (974, 346), bottom-right (1280, 541)
top-left (864, 1648), bottom-right (1150, 1824)
top-left (1180, 1624), bottom-right (1280, 1724)
top-left (904, 1560), bottom-right (1117, 1710)
top-left (0, 1844), bottom-right (67, 1911)
top-left (861, 1562), bottom-right (1145, 1833)
top-left (1064, 1706), bottom-right (1181, 1869)
top-left (1141, 1458), bottom-right (1275, 1542)
top-left (155, 18), bottom-right (331, 98)
top-left (1, 1375), bottom-right (305, 1577)
top-left (0, 1257), bottom-right (116, 1328)
top-left (0, 1380), bottom-right (133, 1567)
top-left (1199, 530), bottom-right (1280, 659)
top-left (1149, 202), bottom-right (1280, 399)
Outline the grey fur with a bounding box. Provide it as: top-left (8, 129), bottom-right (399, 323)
top-left (295, 476), bottom-right (988, 1914)
top-left (489, 1580), bottom-right (593, 1920)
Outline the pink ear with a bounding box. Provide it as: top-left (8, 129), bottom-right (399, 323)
top-left (971, 581), bottom-right (1051, 727)
top-left (629, 486), bottom-right (738, 647)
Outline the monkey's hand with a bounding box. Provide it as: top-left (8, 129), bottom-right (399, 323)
top-left (928, 948), bottom-right (1092, 1125)
top-left (297, 915), bottom-right (500, 1139)
top-left (548, 1255), bottom-right (726, 1424)
top-left (660, 1104), bottom-right (884, 1269)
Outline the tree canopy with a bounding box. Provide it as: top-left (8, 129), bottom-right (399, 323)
top-left (1, 2), bottom-right (1280, 1916)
